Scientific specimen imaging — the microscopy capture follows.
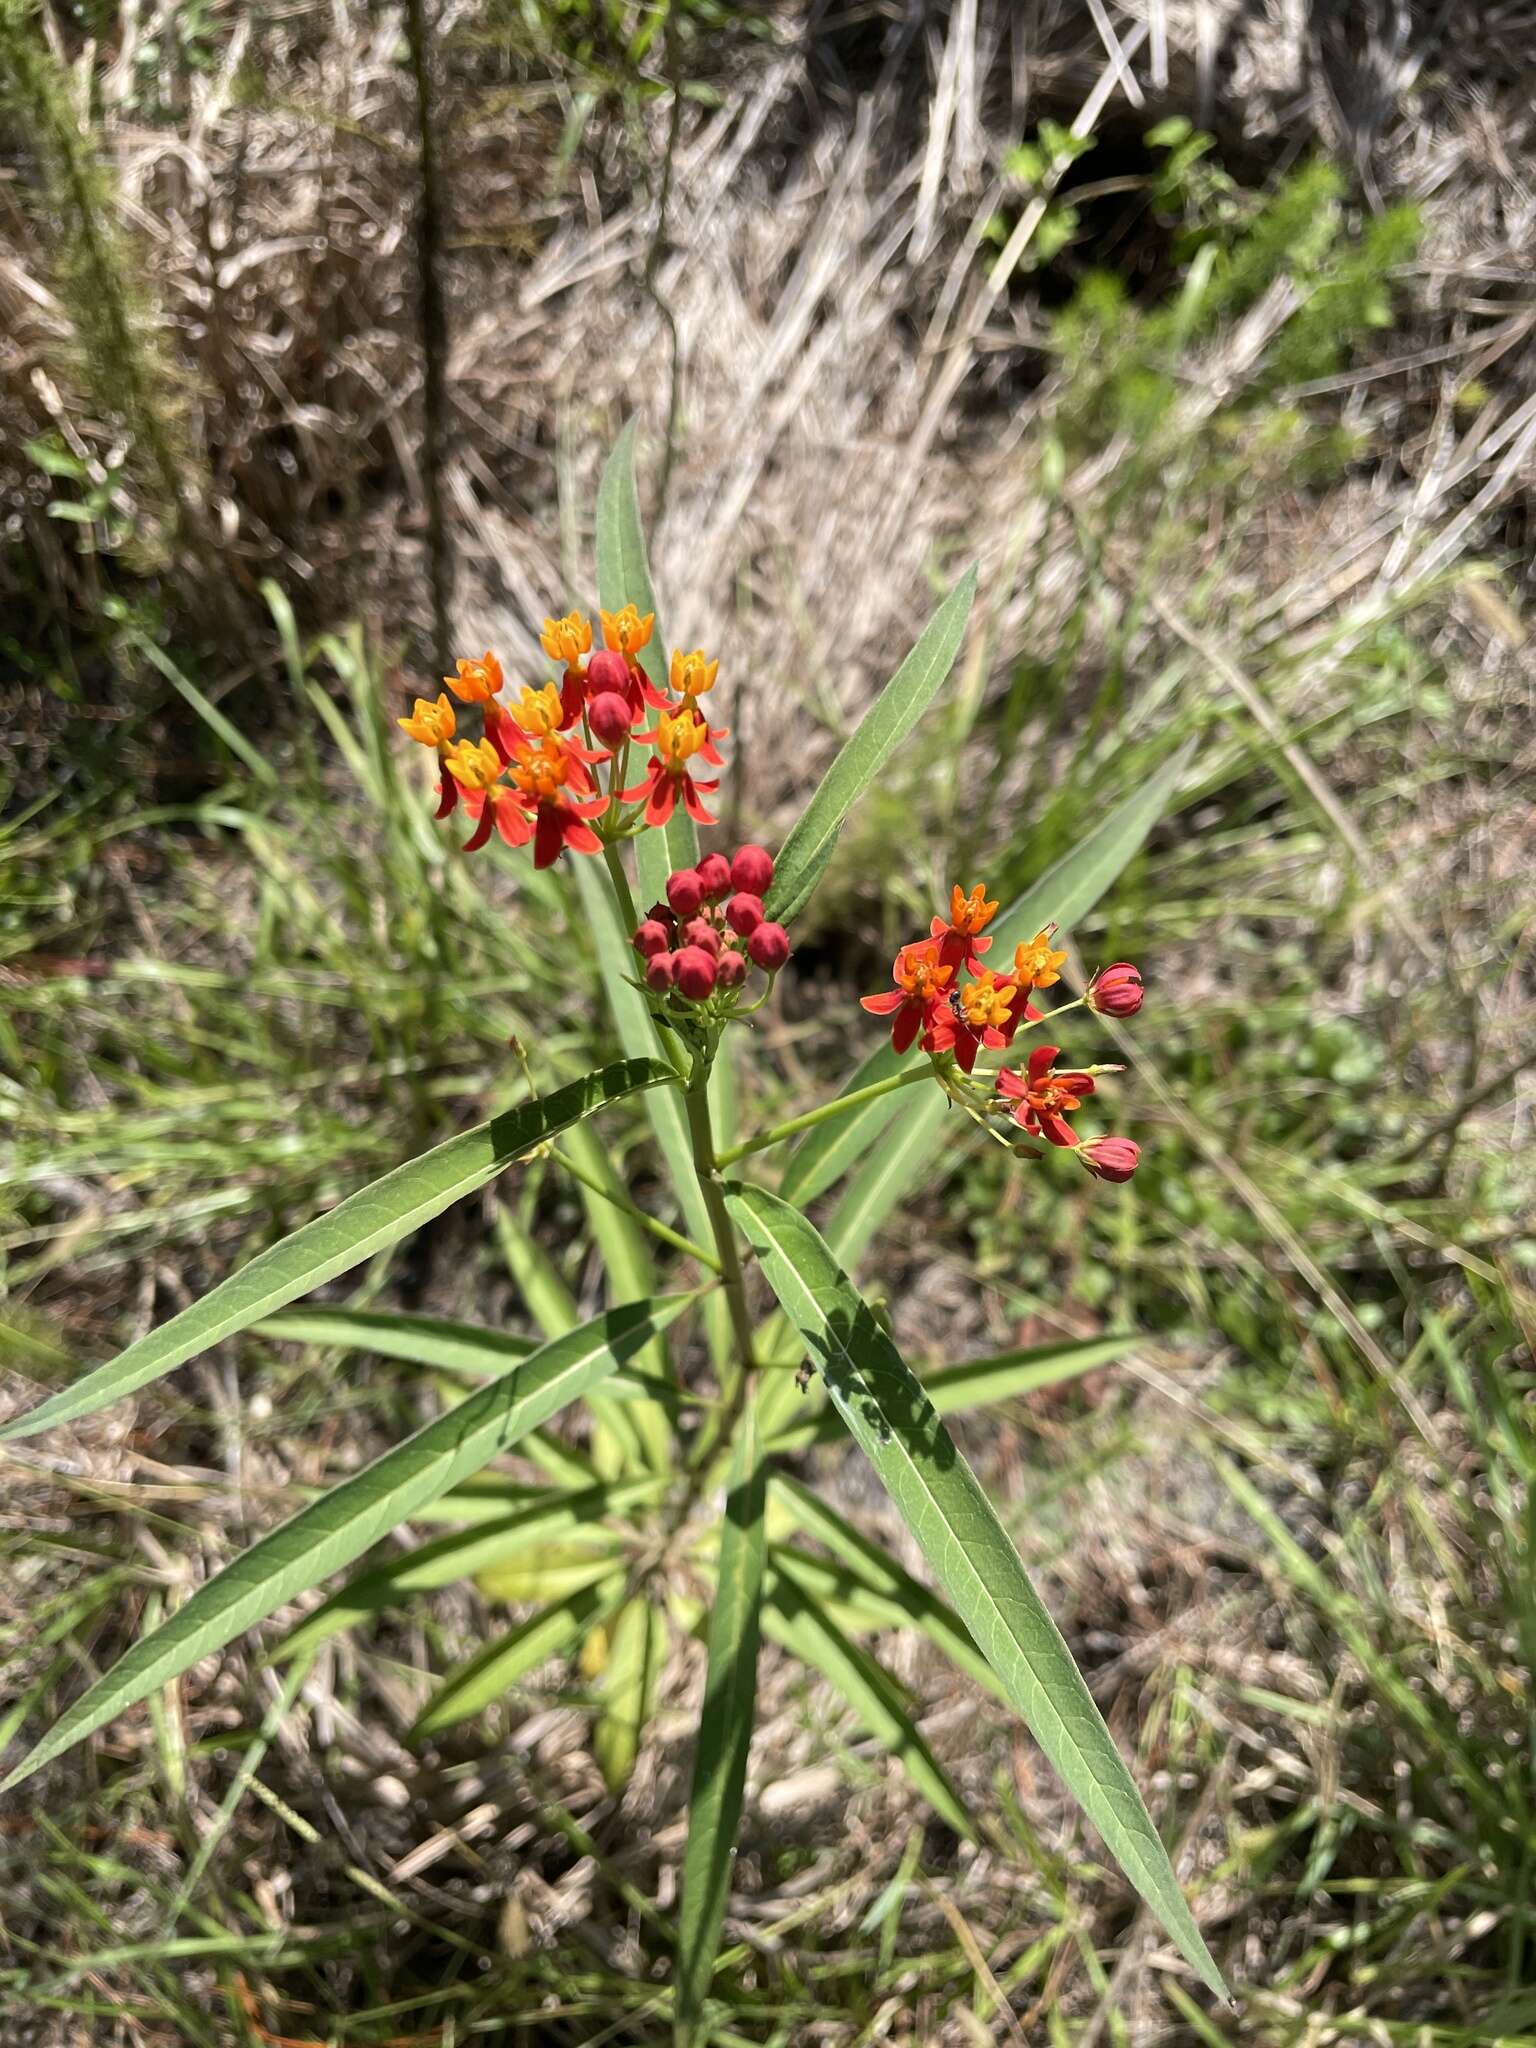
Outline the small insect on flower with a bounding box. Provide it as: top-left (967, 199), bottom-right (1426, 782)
top-left (622, 707), bottom-right (721, 827)
top-left (860, 938), bottom-right (955, 1055)
top-left (995, 1044), bottom-right (1096, 1148)
top-left (932, 883), bottom-right (999, 974)
top-left (1013, 924), bottom-right (1069, 991)
top-left (1079, 1135), bottom-right (1140, 1181)
top-left (444, 651), bottom-right (504, 704)
top-left (1086, 962), bottom-right (1144, 1016)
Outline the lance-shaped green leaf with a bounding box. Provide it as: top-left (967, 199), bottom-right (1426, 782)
top-left (594, 1595), bottom-right (666, 1792)
top-left (675, 1406), bottom-right (766, 2046)
top-left (727, 1185), bottom-right (1228, 2001)
top-left (0, 1296), bottom-right (691, 1792)
top-left (412, 1576), bottom-right (629, 1741)
top-left (769, 1332), bottom-right (1139, 1452)
top-left (766, 566), bottom-right (977, 928)
top-left (275, 1476), bottom-right (665, 1663)
top-left (763, 1569), bottom-right (972, 1839)
top-left (2, 1060), bottom-right (673, 1442)
top-left (594, 419), bottom-right (696, 889)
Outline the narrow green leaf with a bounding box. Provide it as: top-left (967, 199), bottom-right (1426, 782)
top-left (728, 1185), bottom-right (1227, 2001)
top-left (594, 419), bottom-right (696, 882)
top-left (0, 1296), bottom-right (691, 1792)
top-left (274, 1477), bottom-right (664, 1664)
top-left (562, 1120), bottom-right (673, 1473)
top-left (768, 1333), bottom-right (1138, 1452)
top-left (675, 1406), bottom-right (766, 2045)
top-left (411, 1576), bottom-right (627, 1740)
top-left (763, 1570), bottom-right (973, 1839)
top-left (921, 1334), bottom-right (1134, 1415)
top-left (766, 566), bottom-right (977, 928)
top-left (2, 1060), bottom-right (673, 1442)
top-left (258, 1305), bottom-right (677, 1414)
top-left (594, 1595), bottom-right (665, 1792)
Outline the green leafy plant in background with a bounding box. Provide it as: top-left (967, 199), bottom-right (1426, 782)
top-left (1, 427), bottom-right (1230, 2036)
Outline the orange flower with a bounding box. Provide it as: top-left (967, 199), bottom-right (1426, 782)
top-left (1014, 924), bottom-right (1068, 990)
top-left (508, 681), bottom-right (569, 739)
top-left (621, 706), bottom-right (720, 827)
top-left (443, 736), bottom-right (504, 794)
top-left (860, 938), bottom-right (955, 1055)
top-left (600, 604), bottom-right (655, 659)
top-left (397, 692), bottom-right (456, 749)
top-left (540, 610), bottom-right (592, 668)
top-left (670, 647), bottom-right (719, 698)
top-left (444, 651), bottom-right (505, 704)
top-left (932, 882), bottom-right (999, 973)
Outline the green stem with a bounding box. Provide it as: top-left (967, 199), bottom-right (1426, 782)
top-left (602, 841), bottom-right (640, 936)
top-left (549, 1144), bottom-right (720, 1272)
top-left (681, 1067), bottom-right (759, 1473)
top-left (714, 1064), bottom-right (931, 1168)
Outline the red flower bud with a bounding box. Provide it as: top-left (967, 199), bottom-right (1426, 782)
top-left (643, 950), bottom-right (676, 992)
top-left (716, 948), bottom-right (747, 988)
top-left (1086, 963), bottom-right (1144, 1017)
top-left (747, 921), bottom-right (789, 971)
top-left (674, 945), bottom-right (719, 1000)
top-left (725, 892), bottom-right (764, 936)
top-left (586, 648), bottom-right (631, 696)
top-left (1079, 1136), bottom-right (1139, 1182)
top-left (682, 917), bottom-right (721, 956)
top-left (666, 869), bottom-right (705, 917)
top-left (731, 843), bottom-right (774, 896)
top-left (695, 851), bottom-right (733, 901)
top-left (587, 690), bottom-right (634, 744)
top-left (632, 919), bottom-right (671, 958)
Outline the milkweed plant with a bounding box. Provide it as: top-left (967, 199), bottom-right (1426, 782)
top-left (1, 427), bottom-right (1227, 2033)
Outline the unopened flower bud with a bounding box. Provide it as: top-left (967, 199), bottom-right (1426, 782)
top-left (585, 648), bottom-right (631, 696)
top-left (587, 690), bottom-right (634, 744)
top-left (674, 945), bottom-right (719, 1000)
top-left (731, 843), bottom-right (773, 895)
top-left (682, 917), bottom-right (721, 956)
top-left (1079, 1136), bottom-right (1139, 1182)
top-left (1086, 963), bottom-right (1144, 1017)
top-left (644, 950), bottom-right (676, 992)
top-left (695, 851), bottom-right (732, 901)
top-left (716, 948), bottom-right (747, 989)
top-left (747, 921), bottom-right (789, 971)
top-left (726, 892), bottom-right (764, 936)
top-left (632, 919), bottom-right (671, 959)
top-left (666, 869), bottom-right (705, 917)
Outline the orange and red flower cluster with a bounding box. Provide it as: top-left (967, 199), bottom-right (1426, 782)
top-left (861, 883), bottom-right (1144, 1180)
top-left (632, 847), bottom-right (790, 1009)
top-left (396, 607), bottom-right (728, 868)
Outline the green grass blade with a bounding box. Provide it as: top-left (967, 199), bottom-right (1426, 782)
top-left (728, 1184), bottom-right (1228, 2001)
top-left (763, 1569), bottom-right (973, 1839)
top-left (766, 566), bottom-right (977, 928)
top-left (274, 1477), bottom-right (664, 1663)
top-left (594, 419), bottom-right (696, 883)
top-left (675, 1405), bottom-right (766, 2046)
top-left (594, 1595), bottom-right (666, 1792)
top-left (2, 1059), bottom-right (673, 1442)
top-left (0, 1296), bottom-right (691, 1791)
top-left (411, 1575), bottom-right (627, 1740)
